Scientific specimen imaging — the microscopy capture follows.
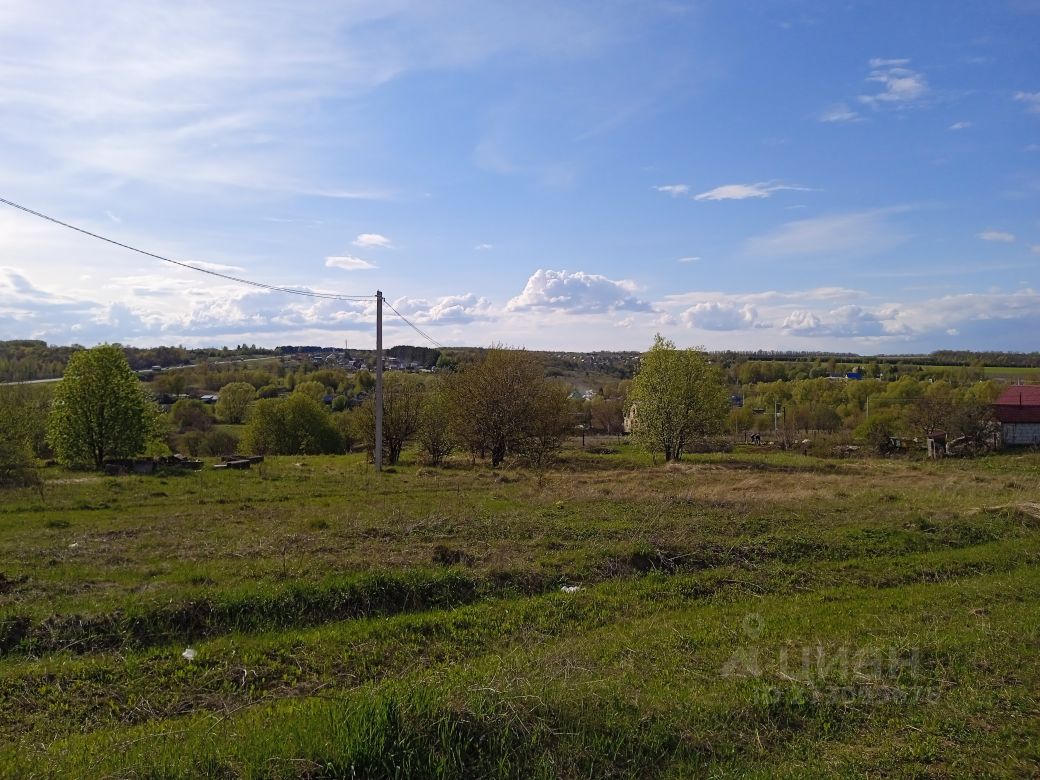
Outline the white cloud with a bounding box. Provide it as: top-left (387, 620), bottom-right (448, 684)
top-left (506, 269), bottom-right (651, 314)
top-left (0, 262), bottom-right (379, 346)
top-left (474, 243), bottom-right (494, 251)
top-left (325, 255), bottom-right (376, 270)
top-left (353, 233), bottom-right (393, 248)
top-left (780, 305), bottom-right (888, 337)
top-left (1013, 91), bottom-right (1040, 115)
top-left (781, 309), bottom-right (823, 334)
top-left (868, 58), bottom-right (910, 68)
top-left (978, 230), bottom-right (1015, 243)
top-left (186, 260), bottom-right (247, 273)
top-left (744, 209), bottom-right (909, 257)
top-left (676, 256), bottom-right (700, 263)
top-left (658, 283), bottom-right (1040, 347)
top-left (655, 184), bottom-right (689, 197)
top-left (664, 287), bottom-right (865, 307)
top-left (818, 103), bottom-right (862, 123)
top-left (693, 181), bottom-right (813, 201)
top-left (949, 121), bottom-right (973, 130)
top-left (681, 301), bottom-right (757, 331)
top-left (859, 59), bottom-right (928, 108)
top-left (390, 293), bottom-right (493, 324)
top-left (1031, 245), bottom-right (1040, 254)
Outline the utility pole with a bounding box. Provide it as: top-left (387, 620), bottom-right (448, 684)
top-left (375, 290), bottom-right (383, 472)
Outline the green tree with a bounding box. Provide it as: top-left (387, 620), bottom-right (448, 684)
top-left (590, 397), bottom-right (625, 435)
top-left (47, 345), bottom-right (159, 469)
top-left (353, 369), bottom-right (375, 395)
top-left (416, 383), bottom-right (455, 465)
top-left (515, 379), bottom-right (573, 467)
top-left (169, 399), bottom-right (214, 433)
top-left (241, 394), bottom-right (342, 455)
top-left (627, 335), bottom-right (729, 462)
top-left (332, 410), bottom-right (357, 453)
top-left (0, 387), bottom-right (42, 488)
top-left (215, 381), bottom-right (255, 423)
top-left (354, 374), bottom-right (425, 465)
top-left (294, 380), bottom-right (328, 405)
top-left (446, 347), bottom-right (571, 467)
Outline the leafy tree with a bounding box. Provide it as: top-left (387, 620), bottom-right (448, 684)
top-left (446, 347), bottom-right (571, 467)
top-left (515, 379), bottom-right (573, 467)
top-left (590, 397), bottom-right (624, 435)
top-left (241, 394), bottom-right (342, 455)
top-left (295, 380), bottom-right (328, 405)
top-left (0, 387), bottom-right (42, 488)
top-left (47, 345), bottom-right (159, 469)
top-left (861, 417), bottom-right (896, 455)
top-left (906, 382), bottom-right (956, 437)
top-left (727, 405), bottom-right (756, 437)
top-left (353, 369), bottom-right (375, 395)
top-left (0, 384), bottom-right (51, 458)
top-left (354, 374), bottom-right (425, 465)
top-left (331, 394), bottom-right (348, 412)
top-left (152, 370), bottom-right (187, 397)
top-left (215, 381), bottom-right (255, 423)
top-left (332, 410), bottom-right (357, 453)
top-left (417, 383), bottom-right (455, 465)
top-left (169, 399), bottom-right (214, 433)
top-left (435, 352), bottom-right (459, 372)
top-left (627, 335), bottom-right (729, 462)
top-left (949, 396), bottom-right (998, 453)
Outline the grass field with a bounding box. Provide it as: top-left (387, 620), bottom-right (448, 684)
top-left (1, 443), bottom-right (1038, 778)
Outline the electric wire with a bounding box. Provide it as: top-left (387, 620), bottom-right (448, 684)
top-left (383, 299), bottom-right (446, 350)
top-left (0, 196), bottom-right (454, 349)
top-left (0, 196), bottom-right (374, 302)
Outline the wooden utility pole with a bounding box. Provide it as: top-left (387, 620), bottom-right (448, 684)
top-left (375, 290), bottom-right (383, 472)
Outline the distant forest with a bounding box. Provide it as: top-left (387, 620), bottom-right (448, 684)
top-left (0, 341), bottom-right (271, 382)
top-left (3, 339), bottom-right (1040, 384)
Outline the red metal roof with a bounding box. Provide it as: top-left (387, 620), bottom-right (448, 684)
top-left (993, 385), bottom-right (1040, 423)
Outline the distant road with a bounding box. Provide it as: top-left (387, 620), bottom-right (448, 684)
top-left (0, 377), bottom-right (62, 386)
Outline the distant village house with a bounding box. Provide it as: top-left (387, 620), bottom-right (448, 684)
top-left (993, 386), bottom-right (1040, 446)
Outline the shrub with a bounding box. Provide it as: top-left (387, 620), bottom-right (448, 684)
top-left (178, 430), bottom-right (206, 457)
top-left (242, 395), bottom-right (342, 455)
top-left (201, 429), bottom-right (239, 457)
top-left (170, 399), bottom-right (214, 433)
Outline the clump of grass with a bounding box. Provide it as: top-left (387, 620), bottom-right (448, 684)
top-left (3, 569), bottom-right (492, 655)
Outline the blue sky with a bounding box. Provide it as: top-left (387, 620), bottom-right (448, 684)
top-left (1, 0), bottom-right (1038, 352)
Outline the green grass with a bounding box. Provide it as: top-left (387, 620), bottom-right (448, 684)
top-left (1, 444), bottom-right (1039, 777)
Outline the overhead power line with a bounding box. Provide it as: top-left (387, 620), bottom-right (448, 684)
top-left (383, 299), bottom-right (446, 350)
top-left (0, 196), bottom-right (373, 302)
top-left (0, 195), bottom-right (451, 351)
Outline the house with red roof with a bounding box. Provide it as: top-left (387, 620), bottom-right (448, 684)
top-left (992, 385), bottom-right (1040, 446)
